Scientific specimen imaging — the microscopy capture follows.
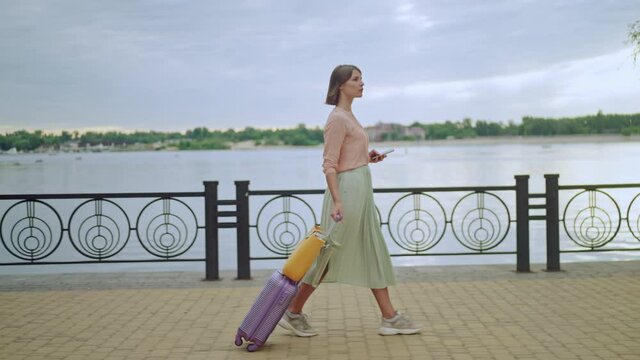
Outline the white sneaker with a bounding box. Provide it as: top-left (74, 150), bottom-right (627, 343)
top-left (378, 312), bottom-right (422, 336)
top-left (278, 310), bottom-right (318, 337)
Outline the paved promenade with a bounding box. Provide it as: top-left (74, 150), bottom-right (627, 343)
top-left (1, 261), bottom-right (639, 360)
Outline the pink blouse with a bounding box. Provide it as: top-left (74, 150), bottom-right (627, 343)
top-left (322, 107), bottom-right (369, 175)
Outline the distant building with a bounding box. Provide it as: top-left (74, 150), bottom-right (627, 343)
top-left (405, 126), bottom-right (426, 139)
top-left (60, 141), bottom-right (80, 152)
top-left (84, 143), bottom-right (114, 152)
top-left (365, 122), bottom-right (425, 142)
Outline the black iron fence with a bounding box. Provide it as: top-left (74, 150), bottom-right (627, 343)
top-left (242, 182), bottom-right (523, 276)
top-left (1, 175), bottom-right (638, 279)
top-left (0, 191), bottom-right (207, 260)
top-left (546, 175), bottom-right (640, 271)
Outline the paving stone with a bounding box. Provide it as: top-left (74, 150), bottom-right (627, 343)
top-left (0, 261), bottom-right (638, 359)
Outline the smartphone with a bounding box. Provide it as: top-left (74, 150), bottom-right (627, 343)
top-left (374, 149), bottom-right (394, 159)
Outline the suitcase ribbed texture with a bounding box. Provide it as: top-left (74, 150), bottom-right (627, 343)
top-left (235, 271), bottom-right (297, 352)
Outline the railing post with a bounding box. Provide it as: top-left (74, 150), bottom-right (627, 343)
top-left (235, 181), bottom-right (251, 279)
top-left (515, 175), bottom-right (530, 272)
top-left (545, 174), bottom-right (561, 271)
top-left (203, 181), bottom-right (220, 280)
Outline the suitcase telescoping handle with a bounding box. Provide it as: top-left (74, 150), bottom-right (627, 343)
top-left (308, 219), bottom-right (342, 287)
top-left (317, 220), bottom-right (339, 246)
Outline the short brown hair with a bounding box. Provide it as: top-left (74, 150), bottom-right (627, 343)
top-left (325, 64), bottom-right (362, 105)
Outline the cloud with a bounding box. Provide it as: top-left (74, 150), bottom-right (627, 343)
top-left (0, 0), bottom-right (639, 132)
top-left (546, 48), bottom-right (640, 114)
top-left (362, 47), bottom-right (640, 123)
top-left (395, 1), bottom-right (436, 31)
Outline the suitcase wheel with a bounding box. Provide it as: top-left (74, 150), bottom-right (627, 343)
top-left (234, 333), bottom-right (243, 347)
top-left (247, 343), bottom-right (259, 352)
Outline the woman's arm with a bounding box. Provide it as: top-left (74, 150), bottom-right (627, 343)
top-left (325, 172), bottom-right (343, 221)
top-left (322, 114), bottom-right (348, 222)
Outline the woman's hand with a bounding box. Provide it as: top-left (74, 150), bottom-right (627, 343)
top-left (331, 202), bottom-right (344, 222)
top-left (368, 149), bottom-right (386, 163)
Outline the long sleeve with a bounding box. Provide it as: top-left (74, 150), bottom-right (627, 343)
top-left (322, 116), bottom-right (348, 175)
top-left (321, 108), bottom-right (369, 175)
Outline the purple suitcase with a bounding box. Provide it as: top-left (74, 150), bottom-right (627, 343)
top-left (234, 270), bottom-right (298, 352)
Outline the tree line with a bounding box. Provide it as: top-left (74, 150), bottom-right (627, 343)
top-left (1, 112), bottom-right (639, 152)
top-left (412, 111), bottom-right (640, 140)
top-left (0, 125), bottom-right (324, 152)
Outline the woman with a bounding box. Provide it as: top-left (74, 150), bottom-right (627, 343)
top-left (278, 65), bottom-right (422, 336)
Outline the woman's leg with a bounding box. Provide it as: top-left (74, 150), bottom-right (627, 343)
top-left (288, 283), bottom-right (316, 313)
top-left (279, 267), bottom-right (330, 337)
top-left (371, 288), bottom-right (397, 319)
top-left (288, 266), bottom-right (329, 314)
top-left (373, 287), bottom-right (423, 335)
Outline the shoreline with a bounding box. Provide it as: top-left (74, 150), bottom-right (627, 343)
top-left (1, 134), bottom-right (638, 155)
top-left (370, 134), bottom-right (640, 148)
top-left (231, 134), bottom-right (640, 150)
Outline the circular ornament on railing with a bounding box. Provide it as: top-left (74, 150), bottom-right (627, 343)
top-left (255, 195), bottom-right (316, 256)
top-left (136, 198), bottom-right (199, 258)
top-left (563, 190), bottom-right (620, 249)
top-left (451, 192), bottom-right (510, 251)
top-left (0, 200), bottom-right (63, 261)
top-left (387, 193), bottom-right (446, 253)
top-left (68, 199), bottom-right (131, 259)
top-left (628, 192), bottom-right (640, 241)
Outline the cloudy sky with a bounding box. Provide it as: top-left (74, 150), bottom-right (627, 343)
top-left (1, 0), bottom-right (639, 133)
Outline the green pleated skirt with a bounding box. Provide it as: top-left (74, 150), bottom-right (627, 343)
top-left (302, 165), bottom-right (396, 289)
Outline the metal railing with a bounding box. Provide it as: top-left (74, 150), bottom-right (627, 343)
top-left (242, 182), bottom-right (523, 278)
top-left (545, 175), bottom-right (640, 271)
top-left (1, 175), bottom-right (639, 279)
top-left (0, 185), bottom-right (219, 279)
